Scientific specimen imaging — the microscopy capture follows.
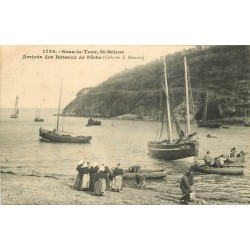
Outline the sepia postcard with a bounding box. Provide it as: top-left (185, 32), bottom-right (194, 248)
top-left (0, 45), bottom-right (249, 205)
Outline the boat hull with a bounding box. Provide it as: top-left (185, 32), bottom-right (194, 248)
top-left (123, 172), bottom-right (167, 180)
top-left (10, 114), bottom-right (18, 118)
top-left (34, 118), bottom-right (44, 122)
top-left (148, 141), bottom-right (199, 160)
top-left (86, 121), bottom-right (101, 126)
top-left (198, 120), bottom-right (222, 128)
top-left (191, 164), bottom-right (244, 175)
top-left (39, 128), bottom-right (92, 143)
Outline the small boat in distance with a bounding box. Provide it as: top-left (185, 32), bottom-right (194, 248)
top-left (39, 83), bottom-right (92, 143)
top-left (86, 117), bottom-right (101, 126)
top-left (148, 56), bottom-right (199, 160)
top-left (10, 95), bottom-right (19, 118)
top-left (243, 122), bottom-right (250, 127)
top-left (34, 105), bottom-right (44, 122)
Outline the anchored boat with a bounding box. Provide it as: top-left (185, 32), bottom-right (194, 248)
top-left (148, 56), bottom-right (199, 160)
top-left (39, 82), bottom-right (92, 143)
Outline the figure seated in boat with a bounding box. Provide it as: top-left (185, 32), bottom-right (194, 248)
top-left (230, 147), bottom-right (236, 158)
top-left (203, 151), bottom-right (213, 166)
top-left (88, 117), bottom-right (93, 125)
top-left (237, 150), bottom-right (245, 158)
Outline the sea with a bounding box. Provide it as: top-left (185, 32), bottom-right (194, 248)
top-left (1, 108), bottom-right (250, 204)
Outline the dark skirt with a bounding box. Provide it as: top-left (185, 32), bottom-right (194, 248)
top-left (94, 180), bottom-right (103, 195)
top-left (89, 172), bottom-right (97, 191)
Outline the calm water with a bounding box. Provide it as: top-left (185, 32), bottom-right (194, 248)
top-left (1, 108), bottom-right (250, 204)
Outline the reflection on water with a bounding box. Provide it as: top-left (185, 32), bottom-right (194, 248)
top-left (1, 108), bottom-right (250, 204)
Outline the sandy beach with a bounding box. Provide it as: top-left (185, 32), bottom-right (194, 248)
top-left (1, 172), bottom-right (246, 205)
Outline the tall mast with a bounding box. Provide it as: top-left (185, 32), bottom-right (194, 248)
top-left (38, 104), bottom-right (41, 118)
top-left (184, 56), bottom-right (190, 134)
top-left (14, 95), bottom-right (19, 114)
top-left (56, 81), bottom-right (62, 130)
top-left (202, 91), bottom-right (208, 124)
top-left (163, 57), bottom-right (173, 143)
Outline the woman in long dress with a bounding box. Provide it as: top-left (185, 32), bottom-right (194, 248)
top-left (112, 163), bottom-right (124, 192)
top-left (80, 162), bottom-right (91, 190)
top-left (74, 160), bottom-right (85, 190)
top-left (89, 163), bottom-right (99, 191)
top-left (103, 163), bottom-right (111, 190)
top-left (94, 164), bottom-right (106, 196)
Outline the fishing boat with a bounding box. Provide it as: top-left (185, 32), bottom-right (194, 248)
top-left (148, 56), bottom-right (199, 160)
top-left (10, 95), bottom-right (19, 118)
top-left (39, 83), bottom-right (92, 143)
top-left (191, 163), bottom-right (244, 175)
top-left (86, 117), bottom-right (101, 126)
top-left (34, 105), bottom-right (44, 122)
top-left (196, 91), bottom-right (222, 128)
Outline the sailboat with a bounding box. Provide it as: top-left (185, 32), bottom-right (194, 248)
top-left (197, 91), bottom-right (222, 128)
top-left (39, 83), bottom-right (92, 143)
top-left (147, 57), bottom-right (199, 160)
top-left (10, 95), bottom-right (19, 118)
top-left (34, 105), bottom-right (44, 122)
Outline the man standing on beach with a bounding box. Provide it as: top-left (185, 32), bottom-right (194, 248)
top-left (180, 169), bottom-right (194, 205)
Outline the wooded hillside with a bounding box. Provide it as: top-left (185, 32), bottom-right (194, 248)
top-left (63, 45), bottom-right (250, 120)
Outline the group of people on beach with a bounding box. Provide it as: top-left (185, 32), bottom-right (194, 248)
top-left (74, 161), bottom-right (124, 196)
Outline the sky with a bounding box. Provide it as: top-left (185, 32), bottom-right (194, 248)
top-left (0, 45), bottom-right (194, 109)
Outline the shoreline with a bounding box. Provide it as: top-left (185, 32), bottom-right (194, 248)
top-left (1, 172), bottom-right (246, 205)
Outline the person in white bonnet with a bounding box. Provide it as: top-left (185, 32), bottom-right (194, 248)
top-left (112, 163), bottom-right (124, 192)
top-left (80, 162), bottom-right (91, 190)
top-left (74, 160), bottom-right (85, 190)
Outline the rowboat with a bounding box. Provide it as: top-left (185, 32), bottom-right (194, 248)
top-left (191, 164), bottom-right (244, 175)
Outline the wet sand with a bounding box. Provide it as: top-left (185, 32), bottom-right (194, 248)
top-left (0, 172), bottom-right (245, 205)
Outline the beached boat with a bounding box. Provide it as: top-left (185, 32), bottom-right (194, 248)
top-left (124, 166), bottom-right (165, 173)
top-left (196, 91), bottom-right (222, 128)
top-left (39, 83), bottom-right (92, 143)
top-left (123, 171), bottom-right (167, 180)
top-left (191, 163), bottom-right (244, 175)
top-left (86, 117), bottom-right (101, 126)
top-left (10, 95), bottom-right (19, 118)
top-left (148, 56), bottom-right (199, 160)
top-left (34, 105), bottom-right (44, 122)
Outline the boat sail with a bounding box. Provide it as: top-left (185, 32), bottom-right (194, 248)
top-left (39, 83), bottom-right (92, 143)
top-left (10, 95), bottom-right (19, 118)
top-left (34, 105), bottom-right (44, 122)
top-left (147, 57), bottom-right (199, 160)
top-left (196, 91), bottom-right (222, 128)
